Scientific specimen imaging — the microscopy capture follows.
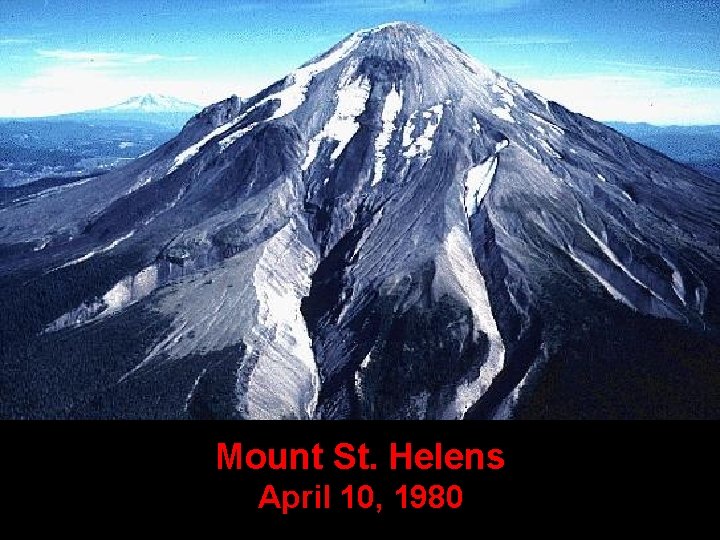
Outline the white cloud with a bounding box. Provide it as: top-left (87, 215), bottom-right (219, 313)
top-left (0, 61), bottom-right (270, 116)
top-left (601, 61), bottom-right (720, 79)
top-left (160, 55), bottom-right (199, 63)
top-left (0, 38), bottom-right (35, 45)
top-left (0, 48), bottom-right (229, 116)
top-left (37, 50), bottom-right (124, 61)
top-left (458, 36), bottom-right (571, 45)
top-left (36, 49), bottom-right (198, 66)
top-left (519, 74), bottom-right (720, 124)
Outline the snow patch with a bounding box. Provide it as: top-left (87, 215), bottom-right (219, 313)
top-left (302, 75), bottom-right (371, 171)
top-left (578, 219), bottom-right (654, 296)
top-left (493, 368), bottom-right (532, 420)
top-left (354, 352), bottom-right (372, 397)
top-left (124, 175), bottom-right (154, 196)
top-left (218, 121), bottom-right (260, 151)
top-left (576, 213), bottom-right (677, 313)
top-left (45, 264), bottom-right (159, 332)
top-left (372, 22), bottom-right (400, 31)
top-left (464, 155), bottom-right (498, 217)
top-left (491, 106), bottom-right (514, 123)
top-left (246, 220), bottom-right (320, 419)
top-left (495, 139), bottom-right (509, 152)
top-left (568, 250), bottom-right (635, 309)
top-left (401, 113), bottom-right (417, 148)
top-left (492, 80), bottom-right (514, 106)
top-left (661, 257), bottom-right (687, 307)
top-left (372, 85), bottom-right (403, 186)
top-left (55, 231), bottom-right (135, 270)
top-left (360, 352), bottom-right (372, 369)
top-left (11, 176), bottom-right (95, 205)
top-left (269, 31), bottom-right (365, 121)
top-left (442, 226), bottom-right (505, 418)
top-left (529, 112), bottom-right (564, 136)
top-left (33, 238), bottom-right (50, 252)
top-left (535, 137), bottom-right (561, 159)
top-left (184, 368), bottom-right (208, 412)
top-left (103, 265), bottom-right (159, 313)
top-left (402, 104), bottom-right (444, 159)
top-left (672, 269), bottom-right (686, 306)
top-left (170, 119), bottom-right (242, 173)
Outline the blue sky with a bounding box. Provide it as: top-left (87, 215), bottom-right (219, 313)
top-left (1, 0), bottom-right (719, 123)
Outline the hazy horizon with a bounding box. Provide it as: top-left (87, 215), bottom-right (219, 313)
top-left (1, 0), bottom-right (719, 125)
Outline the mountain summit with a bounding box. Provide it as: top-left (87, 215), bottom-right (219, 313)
top-left (1, 23), bottom-right (719, 419)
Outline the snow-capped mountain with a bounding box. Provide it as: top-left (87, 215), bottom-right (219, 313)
top-left (1, 23), bottom-right (719, 419)
top-left (98, 94), bottom-right (200, 114)
top-left (49, 93), bottom-right (203, 130)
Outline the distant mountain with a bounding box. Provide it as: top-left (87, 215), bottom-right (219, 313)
top-left (1, 24), bottom-right (719, 420)
top-left (607, 122), bottom-right (720, 180)
top-left (97, 94), bottom-right (201, 114)
top-left (56, 93), bottom-right (202, 130)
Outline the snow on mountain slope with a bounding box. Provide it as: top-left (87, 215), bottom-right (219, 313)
top-left (1, 23), bottom-right (719, 420)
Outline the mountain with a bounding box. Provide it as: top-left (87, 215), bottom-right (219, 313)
top-left (58, 93), bottom-right (202, 130)
top-left (97, 94), bottom-right (201, 114)
top-left (606, 122), bottom-right (720, 181)
top-left (1, 23), bottom-right (719, 420)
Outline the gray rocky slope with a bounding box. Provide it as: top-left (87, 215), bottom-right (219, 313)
top-left (1, 23), bottom-right (719, 419)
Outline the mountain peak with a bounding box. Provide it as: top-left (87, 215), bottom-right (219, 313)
top-left (367, 21), bottom-right (428, 33)
top-left (348, 20), bottom-right (471, 62)
top-left (274, 21), bottom-right (514, 129)
top-left (356, 21), bottom-right (450, 53)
